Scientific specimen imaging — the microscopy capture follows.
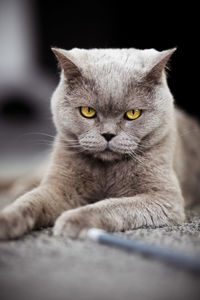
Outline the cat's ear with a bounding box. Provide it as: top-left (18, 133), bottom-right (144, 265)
top-left (51, 48), bottom-right (82, 83)
top-left (144, 48), bottom-right (176, 84)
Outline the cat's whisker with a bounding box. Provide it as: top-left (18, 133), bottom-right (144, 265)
top-left (129, 150), bottom-right (145, 166)
top-left (137, 143), bottom-right (153, 149)
top-left (59, 138), bottom-right (81, 143)
top-left (21, 132), bottom-right (81, 144)
top-left (25, 139), bottom-right (81, 148)
top-left (20, 132), bottom-right (56, 139)
top-left (23, 141), bottom-right (54, 147)
top-left (134, 148), bottom-right (145, 156)
top-left (61, 144), bottom-right (82, 148)
top-left (127, 146), bottom-right (163, 175)
top-left (119, 126), bottom-right (152, 151)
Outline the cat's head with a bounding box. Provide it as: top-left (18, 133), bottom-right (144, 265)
top-left (51, 47), bottom-right (176, 161)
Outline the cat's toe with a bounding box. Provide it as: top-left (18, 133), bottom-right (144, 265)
top-left (0, 210), bottom-right (33, 240)
top-left (53, 209), bottom-right (92, 239)
top-left (0, 213), bottom-right (20, 240)
top-left (0, 214), bottom-right (10, 240)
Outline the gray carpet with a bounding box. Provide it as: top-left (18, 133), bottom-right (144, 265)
top-left (0, 206), bottom-right (200, 300)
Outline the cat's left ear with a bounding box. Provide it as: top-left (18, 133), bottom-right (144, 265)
top-left (51, 48), bottom-right (82, 83)
top-left (145, 48), bottom-right (177, 84)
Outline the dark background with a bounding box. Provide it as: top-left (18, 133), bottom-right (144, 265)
top-left (36, 1), bottom-right (198, 116)
top-left (0, 0), bottom-right (198, 157)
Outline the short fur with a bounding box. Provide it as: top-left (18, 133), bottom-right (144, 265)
top-left (0, 47), bottom-right (200, 240)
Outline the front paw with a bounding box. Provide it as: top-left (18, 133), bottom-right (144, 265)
top-left (53, 207), bottom-right (100, 239)
top-left (0, 208), bottom-right (34, 240)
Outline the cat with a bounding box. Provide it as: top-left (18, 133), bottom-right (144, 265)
top-left (0, 47), bottom-right (200, 240)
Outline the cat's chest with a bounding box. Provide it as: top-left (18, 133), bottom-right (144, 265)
top-left (78, 161), bottom-right (142, 202)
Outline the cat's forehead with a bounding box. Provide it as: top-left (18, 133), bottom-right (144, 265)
top-left (69, 47), bottom-right (158, 65)
top-left (68, 48), bottom-right (158, 110)
top-left (69, 48), bottom-right (158, 79)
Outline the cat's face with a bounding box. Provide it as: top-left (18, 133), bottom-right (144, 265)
top-left (51, 48), bottom-right (175, 161)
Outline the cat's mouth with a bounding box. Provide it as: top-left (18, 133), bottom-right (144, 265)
top-left (78, 139), bottom-right (130, 160)
top-left (92, 144), bottom-right (124, 161)
top-left (102, 143), bottom-right (119, 154)
top-left (102, 148), bottom-right (113, 154)
top-left (104, 144), bottom-right (112, 151)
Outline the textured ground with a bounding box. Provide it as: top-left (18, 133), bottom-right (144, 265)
top-left (0, 201), bottom-right (200, 300)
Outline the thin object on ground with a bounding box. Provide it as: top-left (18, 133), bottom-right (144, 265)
top-left (87, 228), bottom-right (200, 274)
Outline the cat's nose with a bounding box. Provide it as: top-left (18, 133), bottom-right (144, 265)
top-left (101, 133), bottom-right (116, 142)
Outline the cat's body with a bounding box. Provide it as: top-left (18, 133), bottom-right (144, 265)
top-left (0, 47), bottom-right (200, 239)
top-left (174, 109), bottom-right (200, 205)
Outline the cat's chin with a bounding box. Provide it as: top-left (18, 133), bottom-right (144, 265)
top-left (92, 149), bottom-right (123, 161)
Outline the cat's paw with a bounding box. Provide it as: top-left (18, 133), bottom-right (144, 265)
top-left (0, 208), bottom-right (34, 240)
top-left (53, 207), bottom-right (100, 239)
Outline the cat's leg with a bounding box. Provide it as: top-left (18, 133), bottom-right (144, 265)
top-left (53, 191), bottom-right (185, 238)
top-left (0, 184), bottom-right (79, 240)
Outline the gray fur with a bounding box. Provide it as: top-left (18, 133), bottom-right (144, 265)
top-left (0, 47), bottom-right (199, 239)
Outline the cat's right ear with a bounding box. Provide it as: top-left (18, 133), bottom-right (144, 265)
top-left (51, 48), bottom-right (82, 83)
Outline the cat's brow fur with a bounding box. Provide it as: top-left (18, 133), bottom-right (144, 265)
top-left (0, 47), bottom-right (200, 239)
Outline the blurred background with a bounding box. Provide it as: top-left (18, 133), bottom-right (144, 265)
top-left (0, 0), bottom-right (198, 172)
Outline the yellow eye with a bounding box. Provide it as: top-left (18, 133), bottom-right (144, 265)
top-left (125, 109), bottom-right (142, 120)
top-left (80, 106), bottom-right (96, 118)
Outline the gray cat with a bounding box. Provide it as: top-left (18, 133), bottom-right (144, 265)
top-left (0, 47), bottom-right (200, 239)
